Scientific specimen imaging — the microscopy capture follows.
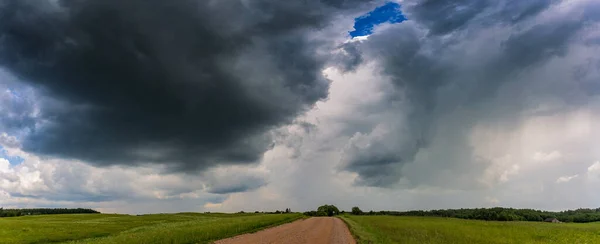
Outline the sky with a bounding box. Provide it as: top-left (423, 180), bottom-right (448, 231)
top-left (349, 2), bottom-right (405, 37)
top-left (1, 0), bottom-right (600, 214)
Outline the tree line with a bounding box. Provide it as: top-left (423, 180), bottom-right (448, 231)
top-left (0, 208), bottom-right (100, 217)
top-left (348, 206), bottom-right (600, 223)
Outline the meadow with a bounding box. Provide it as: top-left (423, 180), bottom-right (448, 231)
top-left (0, 212), bottom-right (302, 244)
top-left (341, 215), bottom-right (600, 244)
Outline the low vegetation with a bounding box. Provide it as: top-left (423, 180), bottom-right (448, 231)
top-left (341, 215), bottom-right (600, 244)
top-left (349, 207), bottom-right (600, 223)
top-left (0, 212), bottom-right (302, 244)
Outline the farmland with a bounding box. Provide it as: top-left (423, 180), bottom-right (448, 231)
top-left (341, 215), bottom-right (600, 244)
top-left (4, 211), bottom-right (600, 244)
top-left (0, 213), bottom-right (302, 244)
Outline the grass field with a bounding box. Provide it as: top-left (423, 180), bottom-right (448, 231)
top-left (0, 213), bottom-right (302, 244)
top-left (340, 215), bottom-right (600, 244)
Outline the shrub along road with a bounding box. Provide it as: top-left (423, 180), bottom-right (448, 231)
top-left (214, 217), bottom-right (355, 244)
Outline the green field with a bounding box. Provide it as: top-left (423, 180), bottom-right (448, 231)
top-left (0, 213), bottom-right (302, 244)
top-left (341, 215), bottom-right (600, 244)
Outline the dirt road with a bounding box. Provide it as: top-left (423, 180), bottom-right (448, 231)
top-left (213, 217), bottom-right (356, 244)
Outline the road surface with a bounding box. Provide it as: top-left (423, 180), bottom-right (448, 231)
top-left (214, 217), bottom-right (356, 244)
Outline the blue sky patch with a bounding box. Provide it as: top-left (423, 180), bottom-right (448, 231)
top-left (349, 2), bottom-right (406, 37)
top-left (0, 146), bottom-right (24, 166)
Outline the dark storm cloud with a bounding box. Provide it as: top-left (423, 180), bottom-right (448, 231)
top-left (404, 0), bottom-right (490, 35)
top-left (0, 70), bottom-right (37, 135)
top-left (0, 0), bottom-right (379, 171)
top-left (403, 0), bottom-right (555, 35)
top-left (10, 192), bottom-right (118, 202)
top-left (498, 0), bottom-right (555, 24)
top-left (500, 21), bottom-right (581, 70)
top-left (333, 42), bottom-right (364, 72)
top-left (340, 0), bottom-right (599, 187)
top-left (206, 179), bottom-right (266, 194)
top-left (204, 170), bottom-right (267, 194)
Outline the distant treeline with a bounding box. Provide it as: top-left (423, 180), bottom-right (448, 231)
top-left (0, 208), bottom-right (100, 217)
top-left (353, 207), bottom-right (600, 223)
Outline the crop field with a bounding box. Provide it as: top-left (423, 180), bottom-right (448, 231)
top-left (341, 215), bottom-right (600, 244)
top-left (0, 213), bottom-right (302, 244)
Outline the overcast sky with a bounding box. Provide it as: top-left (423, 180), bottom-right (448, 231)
top-left (1, 0), bottom-right (600, 214)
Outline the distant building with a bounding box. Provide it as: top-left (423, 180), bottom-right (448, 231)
top-left (544, 218), bottom-right (561, 223)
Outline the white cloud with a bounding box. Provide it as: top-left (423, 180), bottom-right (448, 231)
top-left (0, 140), bottom-right (249, 213)
top-left (556, 174), bottom-right (578, 183)
top-left (588, 161), bottom-right (600, 179)
top-left (533, 151), bottom-right (563, 163)
top-left (0, 132), bottom-right (19, 148)
top-left (349, 35), bottom-right (369, 42)
top-left (0, 158), bottom-right (11, 173)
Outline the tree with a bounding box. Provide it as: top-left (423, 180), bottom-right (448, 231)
top-left (317, 205), bottom-right (340, 217)
top-left (351, 207), bottom-right (363, 215)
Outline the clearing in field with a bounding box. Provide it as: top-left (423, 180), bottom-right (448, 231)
top-left (341, 215), bottom-right (600, 244)
top-left (0, 213), bottom-right (302, 244)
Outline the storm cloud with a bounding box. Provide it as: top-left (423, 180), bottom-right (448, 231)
top-left (2, 0), bottom-right (600, 213)
top-left (0, 0), bottom-right (379, 171)
top-left (340, 0), bottom-right (600, 187)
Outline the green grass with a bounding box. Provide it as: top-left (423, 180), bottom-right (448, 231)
top-left (0, 213), bottom-right (302, 244)
top-left (340, 215), bottom-right (600, 244)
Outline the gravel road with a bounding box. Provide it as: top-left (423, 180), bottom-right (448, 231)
top-left (213, 217), bottom-right (356, 244)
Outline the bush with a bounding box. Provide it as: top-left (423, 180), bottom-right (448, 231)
top-left (352, 207), bottom-right (363, 215)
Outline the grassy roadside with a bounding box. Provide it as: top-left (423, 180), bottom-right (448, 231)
top-left (0, 213), bottom-right (302, 244)
top-left (338, 215), bottom-right (375, 244)
top-left (69, 213), bottom-right (303, 244)
top-left (340, 215), bottom-right (600, 244)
